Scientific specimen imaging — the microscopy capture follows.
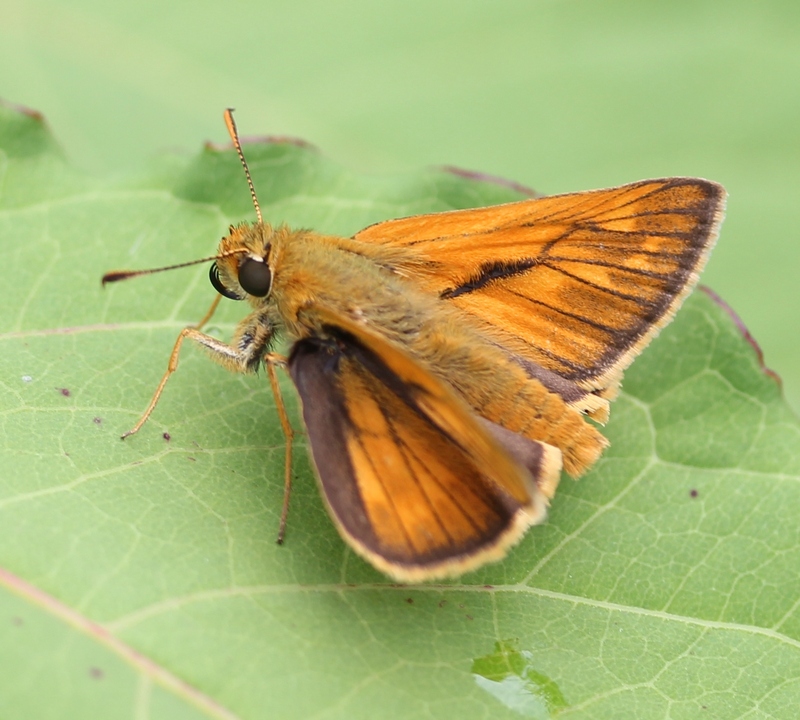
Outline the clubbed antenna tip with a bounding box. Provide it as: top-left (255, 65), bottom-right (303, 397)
top-left (224, 108), bottom-right (264, 225)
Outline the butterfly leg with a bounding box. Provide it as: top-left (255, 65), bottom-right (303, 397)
top-left (193, 293), bottom-right (222, 329)
top-left (122, 306), bottom-right (273, 438)
top-left (264, 354), bottom-right (294, 544)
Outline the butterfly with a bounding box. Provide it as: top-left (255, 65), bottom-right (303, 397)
top-left (103, 110), bottom-right (725, 582)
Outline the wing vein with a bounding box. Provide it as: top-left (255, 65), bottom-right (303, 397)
top-left (400, 435), bottom-right (490, 537)
top-left (504, 287), bottom-right (637, 335)
top-left (385, 413), bottom-right (458, 547)
top-left (546, 257), bottom-right (683, 279)
top-left (352, 426), bottom-right (417, 553)
top-left (541, 262), bottom-right (658, 306)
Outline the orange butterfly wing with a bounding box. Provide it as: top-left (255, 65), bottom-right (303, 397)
top-left (288, 307), bottom-right (561, 582)
top-left (355, 178), bottom-right (726, 396)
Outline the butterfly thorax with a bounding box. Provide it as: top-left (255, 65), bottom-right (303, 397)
top-left (265, 229), bottom-right (437, 342)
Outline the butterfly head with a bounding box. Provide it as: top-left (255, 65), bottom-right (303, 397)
top-left (210, 223), bottom-right (274, 302)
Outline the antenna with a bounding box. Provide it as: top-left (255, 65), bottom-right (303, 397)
top-left (224, 108), bottom-right (264, 225)
top-left (101, 248), bottom-right (247, 286)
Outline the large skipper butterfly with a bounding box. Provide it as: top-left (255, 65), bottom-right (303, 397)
top-left (103, 111), bottom-right (725, 582)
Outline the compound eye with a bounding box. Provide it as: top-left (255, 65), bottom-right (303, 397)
top-left (238, 258), bottom-right (272, 297)
top-left (209, 262), bottom-right (243, 300)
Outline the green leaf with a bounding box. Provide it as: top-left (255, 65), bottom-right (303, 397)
top-left (1, 104), bottom-right (799, 719)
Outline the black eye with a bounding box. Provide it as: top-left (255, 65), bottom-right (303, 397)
top-left (238, 258), bottom-right (272, 297)
top-left (209, 262), bottom-right (243, 300)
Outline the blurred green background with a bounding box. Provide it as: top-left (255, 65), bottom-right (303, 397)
top-left (2, 0), bottom-right (798, 412)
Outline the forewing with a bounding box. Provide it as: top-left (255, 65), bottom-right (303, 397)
top-left (288, 320), bottom-right (561, 582)
top-left (355, 178), bottom-right (725, 392)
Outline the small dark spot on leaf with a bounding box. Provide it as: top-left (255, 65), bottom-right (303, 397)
top-left (163, 432), bottom-right (171, 441)
top-left (12, 616), bottom-right (23, 626)
top-left (405, 597), bottom-right (413, 604)
top-left (187, 457), bottom-right (196, 462)
top-left (438, 600), bottom-right (447, 608)
top-left (57, 387), bottom-right (71, 397)
top-left (483, 584), bottom-right (494, 589)
top-left (690, 489), bottom-right (699, 498)
top-left (465, 614), bottom-right (473, 621)
top-left (93, 417), bottom-right (102, 425)
top-left (458, 603), bottom-right (465, 609)
top-left (89, 667), bottom-right (104, 679)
